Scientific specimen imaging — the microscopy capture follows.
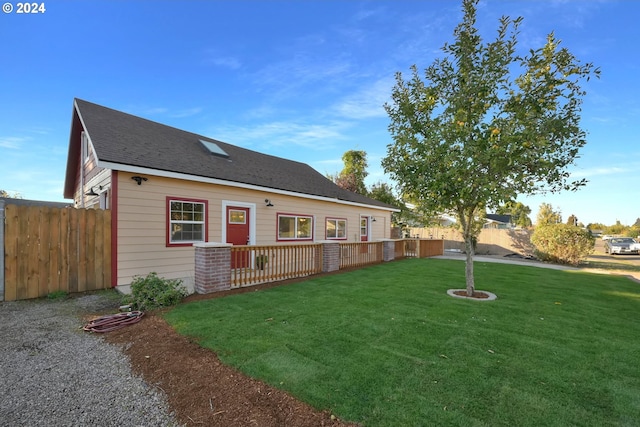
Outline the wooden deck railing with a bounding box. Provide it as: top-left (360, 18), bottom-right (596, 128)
top-left (230, 244), bottom-right (322, 288)
top-left (339, 241), bottom-right (383, 269)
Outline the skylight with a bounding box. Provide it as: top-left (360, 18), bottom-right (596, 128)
top-left (199, 139), bottom-right (229, 158)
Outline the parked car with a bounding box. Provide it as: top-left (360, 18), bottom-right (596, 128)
top-left (604, 237), bottom-right (640, 255)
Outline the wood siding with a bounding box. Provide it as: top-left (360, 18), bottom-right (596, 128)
top-left (115, 172), bottom-right (393, 286)
top-left (3, 205), bottom-right (111, 301)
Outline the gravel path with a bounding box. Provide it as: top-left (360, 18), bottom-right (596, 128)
top-left (0, 292), bottom-right (181, 427)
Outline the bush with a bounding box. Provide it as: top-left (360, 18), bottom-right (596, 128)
top-left (125, 272), bottom-right (188, 311)
top-left (531, 224), bottom-right (595, 266)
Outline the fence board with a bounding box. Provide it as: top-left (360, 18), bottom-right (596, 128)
top-left (3, 205), bottom-right (112, 301)
top-left (4, 205), bottom-right (18, 302)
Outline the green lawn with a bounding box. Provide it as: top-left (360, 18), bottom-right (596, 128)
top-left (164, 258), bottom-right (640, 426)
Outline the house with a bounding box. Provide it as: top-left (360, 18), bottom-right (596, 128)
top-left (63, 99), bottom-right (398, 289)
top-left (483, 214), bottom-right (513, 229)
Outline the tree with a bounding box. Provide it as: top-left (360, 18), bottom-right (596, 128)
top-left (536, 203), bottom-right (562, 226)
top-left (328, 150), bottom-right (369, 195)
top-left (0, 190), bottom-right (22, 199)
top-left (566, 214), bottom-right (578, 226)
top-left (496, 201), bottom-right (532, 228)
top-left (382, 0), bottom-right (598, 296)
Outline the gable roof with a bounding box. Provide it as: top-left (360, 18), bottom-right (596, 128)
top-left (485, 214), bottom-right (512, 224)
top-left (64, 99), bottom-right (396, 210)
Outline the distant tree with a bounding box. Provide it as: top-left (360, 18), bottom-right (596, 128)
top-left (536, 203), bottom-right (562, 226)
top-left (328, 150), bottom-right (369, 195)
top-left (634, 218), bottom-right (640, 227)
top-left (587, 222), bottom-right (606, 232)
top-left (0, 190), bottom-right (22, 199)
top-left (607, 220), bottom-right (626, 236)
top-left (496, 201), bottom-right (532, 227)
top-left (383, 0), bottom-right (598, 295)
top-left (566, 214), bottom-right (578, 226)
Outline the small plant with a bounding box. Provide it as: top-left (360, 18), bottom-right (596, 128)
top-left (47, 290), bottom-right (68, 300)
top-left (125, 272), bottom-right (188, 311)
top-left (256, 254), bottom-right (269, 270)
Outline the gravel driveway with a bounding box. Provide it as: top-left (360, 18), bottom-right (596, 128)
top-left (0, 292), bottom-right (181, 427)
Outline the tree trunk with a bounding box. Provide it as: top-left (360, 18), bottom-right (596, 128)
top-left (464, 234), bottom-right (475, 297)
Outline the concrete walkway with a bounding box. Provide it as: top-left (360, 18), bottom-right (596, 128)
top-left (434, 251), bottom-right (640, 283)
top-left (433, 252), bottom-right (579, 271)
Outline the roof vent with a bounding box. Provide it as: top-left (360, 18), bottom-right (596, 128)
top-left (199, 139), bottom-right (229, 158)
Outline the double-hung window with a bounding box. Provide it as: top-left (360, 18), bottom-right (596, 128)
top-left (167, 198), bottom-right (207, 246)
top-left (326, 218), bottom-right (347, 240)
top-left (278, 213), bottom-right (313, 241)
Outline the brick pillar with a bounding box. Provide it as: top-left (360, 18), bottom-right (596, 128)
top-left (320, 241), bottom-right (340, 273)
top-left (381, 239), bottom-right (396, 262)
top-left (194, 243), bottom-right (232, 294)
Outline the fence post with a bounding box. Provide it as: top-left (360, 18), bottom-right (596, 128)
top-left (380, 239), bottom-right (396, 262)
top-left (319, 241), bottom-right (340, 272)
top-left (0, 199), bottom-right (4, 301)
top-left (194, 243), bottom-right (232, 294)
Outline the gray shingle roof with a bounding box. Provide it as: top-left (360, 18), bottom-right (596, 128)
top-left (73, 99), bottom-right (395, 209)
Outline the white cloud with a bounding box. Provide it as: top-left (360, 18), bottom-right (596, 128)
top-left (170, 107), bottom-right (203, 118)
top-left (214, 120), bottom-right (350, 150)
top-left (0, 136), bottom-right (30, 149)
top-left (331, 78), bottom-right (393, 119)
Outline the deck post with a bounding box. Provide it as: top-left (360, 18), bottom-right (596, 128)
top-left (194, 242), bottom-right (232, 294)
top-left (319, 241), bottom-right (340, 273)
top-left (380, 239), bottom-right (396, 262)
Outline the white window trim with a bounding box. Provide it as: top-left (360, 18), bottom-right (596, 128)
top-left (278, 213), bottom-right (314, 241)
top-left (326, 218), bottom-right (347, 240)
top-left (168, 199), bottom-right (207, 245)
top-left (221, 200), bottom-right (256, 245)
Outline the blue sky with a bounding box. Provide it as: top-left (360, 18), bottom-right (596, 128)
top-left (1, 0), bottom-right (638, 226)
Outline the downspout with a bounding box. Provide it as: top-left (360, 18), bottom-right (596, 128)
top-left (80, 132), bottom-right (85, 208)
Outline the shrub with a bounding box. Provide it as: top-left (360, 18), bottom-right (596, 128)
top-left (531, 224), bottom-right (595, 266)
top-left (125, 272), bottom-right (188, 311)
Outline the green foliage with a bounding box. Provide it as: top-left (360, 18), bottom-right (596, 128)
top-left (166, 260), bottom-right (640, 427)
top-left (328, 150), bottom-right (369, 195)
top-left (382, 0), bottom-right (598, 293)
top-left (46, 290), bottom-right (68, 300)
top-left (496, 201), bottom-right (532, 227)
top-left (566, 214), bottom-right (579, 226)
top-left (536, 203), bottom-right (562, 225)
top-left (125, 272), bottom-right (188, 311)
top-left (531, 223), bottom-right (594, 266)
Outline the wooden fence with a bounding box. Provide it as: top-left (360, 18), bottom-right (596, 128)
top-left (231, 243), bottom-right (322, 288)
top-left (3, 205), bottom-right (111, 301)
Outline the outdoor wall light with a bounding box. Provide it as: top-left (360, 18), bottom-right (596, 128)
top-left (265, 199), bottom-right (274, 207)
top-left (372, 217), bottom-right (377, 222)
top-left (131, 176), bottom-right (148, 185)
top-left (85, 185), bottom-right (102, 196)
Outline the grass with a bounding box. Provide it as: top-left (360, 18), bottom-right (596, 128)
top-left (164, 259), bottom-right (640, 426)
top-left (580, 258), bottom-right (640, 273)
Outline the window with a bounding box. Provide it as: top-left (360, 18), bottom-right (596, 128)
top-left (228, 209), bottom-right (246, 224)
top-left (167, 198), bottom-right (207, 246)
top-left (81, 131), bottom-right (90, 163)
top-left (326, 218), bottom-right (347, 240)
top-left (278, 214), bottom-right (313, 241)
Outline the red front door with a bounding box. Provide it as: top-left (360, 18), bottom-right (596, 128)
top-left (227, 206), bottom-right (250, 268)
top-left (360, 217), bottom-right (369, 242)
top-left (360, 217), bottom-right (369, 253)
